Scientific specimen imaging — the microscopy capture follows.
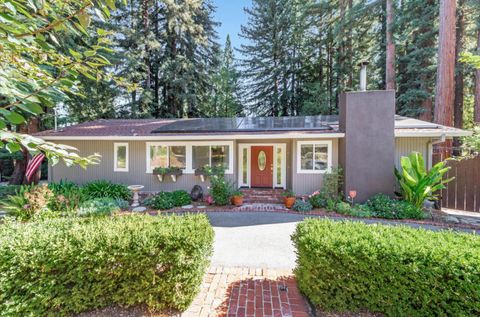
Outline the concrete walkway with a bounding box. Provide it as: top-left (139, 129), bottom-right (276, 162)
top-left (207, 211), bottom-right (477, 270)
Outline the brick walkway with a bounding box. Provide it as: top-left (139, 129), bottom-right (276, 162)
top-left (182, 267), bottom-right (312, 317)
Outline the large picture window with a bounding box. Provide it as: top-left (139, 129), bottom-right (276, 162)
top-left (146, 142), bottom-right (233, 174)
top-left (193, 145), bottom-right (230, 170)
top-left (147, 144), bottom-right (186, 172)
top-left (297, 141), bottom-right (332, 174)
top-left (114, 143), bottom-right (128, 172)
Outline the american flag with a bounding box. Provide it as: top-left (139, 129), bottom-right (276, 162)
top-left (25, 153), bottom-right (45, 183)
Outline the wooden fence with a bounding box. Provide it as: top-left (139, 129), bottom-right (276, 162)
top-left (438, 156), bottom-right (480, 212)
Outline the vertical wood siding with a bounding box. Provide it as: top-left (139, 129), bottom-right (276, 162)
top-left (49, 140), bottom-right (235, 192)
top-left (291, 139), bottom-right (339, 195)
top-left (394, 137), bottom-right (430, 170)
top-left (48, 137), bottom-right (432, 196)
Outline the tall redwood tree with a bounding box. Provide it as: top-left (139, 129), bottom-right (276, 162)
top-left (434, 0), bottom-right (456, 129)
top-left (475, 29), bottom-right (480, 124)
top-left (386, 0), bottom-right (396, 91)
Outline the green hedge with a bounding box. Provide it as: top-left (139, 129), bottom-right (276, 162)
top-left (0, 214), bottom-right (214, 316)
top-left (292, 219), bottom-right (480, 316)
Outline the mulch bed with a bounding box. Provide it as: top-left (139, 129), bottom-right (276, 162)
top-left (76, 305), bottom-right (178, 317)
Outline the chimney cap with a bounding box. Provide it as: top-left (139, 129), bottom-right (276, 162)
top-left (358, 61), bottom-right (370, 66)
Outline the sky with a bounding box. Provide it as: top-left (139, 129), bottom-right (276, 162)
top-left (212, 0), bottom-right (252, 56)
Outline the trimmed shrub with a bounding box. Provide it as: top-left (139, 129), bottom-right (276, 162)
top-left (171, 190), bottom-right (192, 207)
top-left (146, 192), bottom-right (175, 210)
top-left (146, 191), bottom-right (192, 210)
top-left (82, 180), bottom-right (132, 201)
top-left (0, 214), bottom-right (214, 316)
top-left (292, 219), bottom-right (480, 316)
top-left (366, 194), bottom-right (424, 219)
top-left (77, 198), bottom-right (128, 217)
top-left (292, 200), bottom-right (313, 212)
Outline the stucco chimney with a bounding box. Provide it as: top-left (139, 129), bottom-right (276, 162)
top-left (338, 90), bottom-right (395, 202)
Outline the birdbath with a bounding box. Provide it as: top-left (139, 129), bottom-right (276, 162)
top-left (128, 185), bottom-right (144, 207)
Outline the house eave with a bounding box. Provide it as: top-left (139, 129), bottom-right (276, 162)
top-left (395, 130), bottom-right (472, 137)
top-left (38, 132), bottom-right (346, 141)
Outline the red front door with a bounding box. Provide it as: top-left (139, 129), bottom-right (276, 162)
top-left (251, 146), bottom-right (273, 188)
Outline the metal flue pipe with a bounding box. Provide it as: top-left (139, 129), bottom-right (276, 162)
top-left (358, 61), bottom-right (369, 91)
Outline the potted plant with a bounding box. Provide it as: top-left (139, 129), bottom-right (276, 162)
top-left (282, 190), bottom-right (296, 209)
top-left (230, 189), bottom-right (244, 206)
top-left (153, 167), bottom-right (183, 182)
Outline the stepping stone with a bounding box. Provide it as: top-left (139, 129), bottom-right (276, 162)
top-left (132, 206), bottom-right (147, 213)
top-left (197, 205), bottom-right (207, 209)
top-left (182, 205), bottom-right (194, 209)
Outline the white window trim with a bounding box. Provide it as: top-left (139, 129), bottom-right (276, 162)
top-left (114, 142), bottom-right (129, 172)
top-left (296, 140), bottom-right (332, 174)
top-left (237, 143), bottom-right (287, 189)
top-left (146, 141), bottom-right (234, 174)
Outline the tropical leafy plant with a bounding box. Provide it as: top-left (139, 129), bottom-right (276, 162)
top-left (395, 152), bottom-right (453, 208)
top-left (82, 180), bottom-right (132, 201)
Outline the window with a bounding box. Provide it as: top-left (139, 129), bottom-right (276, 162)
top-left (276, 147), bottom-right (282, 186)
top-left (114, 143), bottom-right (128, 172)
top-left (193, 145), bottom-right (230, 170)
top-left (146, 142), bottom-right (233, 174)
top-left (147, 144), bottom-right (186, 172)
top-left (242, 147), bottom-right (248, 184)
top-left (297, 141), bottom-right (332, 173)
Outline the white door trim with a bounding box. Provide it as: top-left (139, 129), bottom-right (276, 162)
top-left (238, 143), bottom-right (287, 189)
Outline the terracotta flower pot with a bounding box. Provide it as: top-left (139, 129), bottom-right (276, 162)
top-left (284, 197), bottom-right (296, 209)
top-left (231, 195), bottom-right (244, 206)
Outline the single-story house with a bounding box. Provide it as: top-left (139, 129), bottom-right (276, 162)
top-left (35, 90), bottom-right (470, 202)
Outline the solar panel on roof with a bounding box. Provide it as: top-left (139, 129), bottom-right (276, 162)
top-left (151, 116), bottom-right (336, 133)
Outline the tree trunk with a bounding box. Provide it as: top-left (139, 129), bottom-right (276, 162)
top-left (434, 0), bottom-right (456, 158)
top-left (475, 29), bottom-right (480, 123)
top-left (434, 0), bottom-right (456, 127)
top-left (453, 0), bottom-right (464, 131)
top-left (386, 0), bottom-right (396, 90)
top-left (143, 0), bottom-right (151, 90)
